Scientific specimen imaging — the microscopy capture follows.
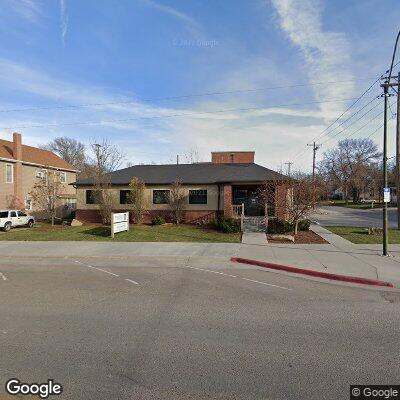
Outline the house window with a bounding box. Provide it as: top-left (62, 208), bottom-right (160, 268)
top-left (5, 164), bottom-right (13, 183)
top-left (86, 190), bottom-right (100, 204)
top-left (60, 172), bottom-right (67, 183)
top-left (25, 197), bottom-right (32, 211)
top-left (189, 189), bottom-right (207, 204)
top-left (120, 190), bottom-right (132, 204)
top-left (153, 190), bottom-right (170, 204)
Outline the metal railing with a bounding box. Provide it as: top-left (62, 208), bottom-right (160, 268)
top-left (232, 203), bottom-right (245, 231)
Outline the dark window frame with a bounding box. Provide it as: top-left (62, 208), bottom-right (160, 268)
top-left (189, 189), bottom-right (207, 205)
top-left (153, 189), bottom-right (170, 204)
top-left (86, 189), bottom-right (100, 205)
top-left (120, 190), bottom-right (132, 205)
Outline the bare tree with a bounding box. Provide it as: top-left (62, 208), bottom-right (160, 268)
top-left (40, 137), bottom-right (86, 171)
top-left (259, 174), bottom-right (318, 235)
top-left (30, 170), bottom-right (65, 225)
top-left (89, 140), bottom-right (125, 224)
top-left (128, 177), bottom-right (148, 224)
top-left (184, 148), bottom-right (200, 164)
top-left (90, 139), bottom-right (125, 174)
top-left (321, 138), bottom-right (381, 204)
top-left (170, 181), bottom-right (186, 224)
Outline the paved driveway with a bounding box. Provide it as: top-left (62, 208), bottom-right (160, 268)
top-left (311, 206), bottom-right (398, 228)
top-left (1, 252), bottom-right (399, 399)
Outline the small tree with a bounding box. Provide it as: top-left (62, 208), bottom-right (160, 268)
top-left (170, 181), bottom-right (186, 224)
top-left (30, 170), bottom-right (65, 225)
top-left (128, 177), bottom-right (148, 224)
top-left (259, 175), bottom-right (318, 236)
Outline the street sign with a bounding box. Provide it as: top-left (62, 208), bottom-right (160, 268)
top-left (111, 212), bottom-right (129, 238)
top-left (384, 188), bottom-right (391, 203)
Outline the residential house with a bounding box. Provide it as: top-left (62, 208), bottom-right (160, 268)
top-left (0, 132), bottom-right (78, 216)
top-left (74, 151), bottom-right (289, 223)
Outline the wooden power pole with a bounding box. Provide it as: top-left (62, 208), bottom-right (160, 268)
top-left (396, 72), bottom-right (400, 230)
top-left (307, 142), bottom-right (321, 204)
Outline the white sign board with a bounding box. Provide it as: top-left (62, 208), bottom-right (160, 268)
top-left (384, 188), bottom-right (391, 203)
top-left (111, 212), bottom-right (129, 238)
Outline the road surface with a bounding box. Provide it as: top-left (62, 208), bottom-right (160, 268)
top-left (0, 254), bottom-right (399, 399)
top-left (311, 205), bottom-right (398, 228)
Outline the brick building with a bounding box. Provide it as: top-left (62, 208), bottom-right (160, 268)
top-left (0, 132), bottom-right (78, 216)
top-left (74, 151), bottom-right (289, 224)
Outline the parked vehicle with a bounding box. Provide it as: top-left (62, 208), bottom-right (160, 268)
top-left (0, 210), bottom-right (35, 232)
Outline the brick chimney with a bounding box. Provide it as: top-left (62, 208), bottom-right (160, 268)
top-left (211, 151), bottom-right (255, 164)
top-left (13, 132), bottom-right (23, 209)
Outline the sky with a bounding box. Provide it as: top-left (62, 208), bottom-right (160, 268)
top-left (0, 0), bottom-right (399, 172)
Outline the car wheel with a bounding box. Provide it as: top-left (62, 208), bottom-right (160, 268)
top-left (27, 220), bottom-right (34, 228)
top-left (3, 222), bottom-right (11, 232)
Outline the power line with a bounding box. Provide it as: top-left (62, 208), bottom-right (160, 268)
top-left (0, 96), bottom-right (358, 130)
top-left (0, 77), bottom-right (375, 114)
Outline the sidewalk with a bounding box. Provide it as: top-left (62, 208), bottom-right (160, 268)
top-left (236, 224), bottom-right (400, 287)
top-left (1, 228), bottom-right (400, 287)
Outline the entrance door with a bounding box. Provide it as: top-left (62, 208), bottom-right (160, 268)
top-left (245, 190), bottom-right (264, 216)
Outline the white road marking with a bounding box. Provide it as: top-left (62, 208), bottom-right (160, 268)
top-left (125, 279), bottom-right (139, 285)
top-left (74, 260), bottom-right (119, 277)
top-left (185, 265), bottom-right (292, 291)
top-left (185, 266), bottom-right (237, 278)
top-left (241, 278), bottom-right (292, 291)
top-left (0, 272), bottom-right (7, 281)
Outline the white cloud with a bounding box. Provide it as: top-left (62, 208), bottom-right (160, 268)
top-left (2, 0), bottom-right (41, 22)
top-left (138, 0), bottom-right (202, 38)
top-left (60, 0), bottom-right (68, 47)
top-left (270, 0), bottom-right (355, 120)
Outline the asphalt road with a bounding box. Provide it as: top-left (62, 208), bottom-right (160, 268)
top-left (0, 255), bottom-right (399, 400)
top-left (311, 205), bottom-right (399, 228)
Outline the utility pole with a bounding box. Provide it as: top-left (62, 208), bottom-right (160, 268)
top-left (284, 161), bottom-right (293, 178)
top-left (176, 154), bottom-right (179, 165)
top-left (382, 81), bottom-right (389, 256)
top-left (396, 72), bottom-right (400, 230)
top-left (307, 142), bottom-right (321, 205)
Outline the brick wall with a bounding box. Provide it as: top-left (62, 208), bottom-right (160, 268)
top-left (223, 184), bottom-right (233, 218)
top-left (275, 183), bottom-right (289, 220)
top-left (211, 151), bottom-right (254, 164)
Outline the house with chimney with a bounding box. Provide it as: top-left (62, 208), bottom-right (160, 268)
top-left (0, 133), bottom-right (78, 216)
top-left (74, 151), bottom-right (289, 224)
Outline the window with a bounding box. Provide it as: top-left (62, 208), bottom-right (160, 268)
top-left (86, 190), bottom-right (100, 204)
top-left (0, 211), bottom-right (9, 218)
top-left (120, 190), bottom-right (132, 204)
top-left (25, 197), bottom-right (32, 211)
top-left (153, 190), bottom-right (170, 204)
top-left (189, 189), bottom-right (207, 204)
top-left (10, 211), bottom-right (16, 217)
top-left (60, 172), bottom-right (67, 183)
top-left (5, 164), bottom-right (13, 183)
top-left (18, 211), bottom-right (27, 217)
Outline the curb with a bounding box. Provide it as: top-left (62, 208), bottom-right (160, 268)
top-left (230, 257), bottom-right (394, 288)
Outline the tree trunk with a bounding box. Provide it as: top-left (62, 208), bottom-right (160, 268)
top-left (294, 220), bottom-right (298, 236)
top-left (51, 215), bottom-right (55, 226)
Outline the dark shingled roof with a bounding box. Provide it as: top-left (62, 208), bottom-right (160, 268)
top-left (74, 163), bottom-right (287, 186)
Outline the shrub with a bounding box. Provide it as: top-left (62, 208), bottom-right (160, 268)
top-left (298, 219), bottom-right (311, 231)
top-left (209, 217), bottom-right (240, 233)
top-left (267, 218), bottom-right (293, 234)
top-left (152, 215), bottom-right (165, 225)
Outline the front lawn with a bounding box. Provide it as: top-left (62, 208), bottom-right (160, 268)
top-left (325, 226), bottom-right (400, 244)
top-left (328, 200), bottom-right (385, 210)
top-left (0, 223), bottom-right (241, 243)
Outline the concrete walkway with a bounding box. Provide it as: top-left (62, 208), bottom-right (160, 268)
top-left (241, 232), bottom-right (267, 245)
top-left (1, 228), bottom-right (400, 287)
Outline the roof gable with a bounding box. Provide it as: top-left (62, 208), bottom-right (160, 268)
top-left (0, 139), bottom-right (77, 171)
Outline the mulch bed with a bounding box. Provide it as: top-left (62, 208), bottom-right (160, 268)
top-left (267, 230), bottom-right (327, 244)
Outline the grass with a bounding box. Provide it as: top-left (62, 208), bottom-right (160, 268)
top-left (325, 226), bottom-right (400, 244)
top-left (0, 222), bottom-right (241, 243)
top-left (328, 200), bottom-right (385, 210)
